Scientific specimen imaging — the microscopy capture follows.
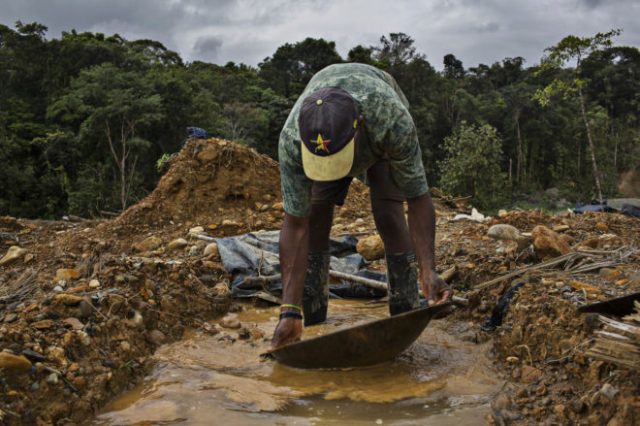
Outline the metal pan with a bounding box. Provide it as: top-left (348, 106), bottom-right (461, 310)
top-left (267, 303), bottom-right (452, 369)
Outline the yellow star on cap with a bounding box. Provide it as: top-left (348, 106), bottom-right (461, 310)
top-left (314, 133), bottom-right (331, 153)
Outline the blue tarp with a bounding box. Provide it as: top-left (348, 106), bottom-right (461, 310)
top-left (215, 231), bottom-right (387, 300)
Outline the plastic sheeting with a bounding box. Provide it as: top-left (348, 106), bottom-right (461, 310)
top-left (215, 231), bottom-right (387, 300)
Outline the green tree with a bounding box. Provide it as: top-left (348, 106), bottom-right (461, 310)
top-left (439, 122), bottom-right (507, 209)
top-left (49, 63), bottom-right (163, 211)
top-left (534, 29), bottom-right (622, 203)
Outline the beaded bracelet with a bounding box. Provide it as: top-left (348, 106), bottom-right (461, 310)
top-left (280, 303), bottom-right (302, 312)
top-left (279, 311), bottom-right (303, 320)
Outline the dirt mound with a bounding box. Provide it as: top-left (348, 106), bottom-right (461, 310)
top-left (119, 138), bottom-right (282, 229)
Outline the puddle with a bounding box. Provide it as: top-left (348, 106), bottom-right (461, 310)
top-left (96, 301), bottom-right (500, 425)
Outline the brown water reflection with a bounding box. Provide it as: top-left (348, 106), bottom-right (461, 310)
top-left (96, 300), bottom-right (500, 425)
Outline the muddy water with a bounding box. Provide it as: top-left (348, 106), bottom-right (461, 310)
top-left (96, 301), bottom-right (500, 425)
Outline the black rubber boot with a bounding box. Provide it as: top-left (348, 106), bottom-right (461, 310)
top-left (302, 252), bottom-right (330, 326)
top-left (386, 252), bottom-right (420, 315)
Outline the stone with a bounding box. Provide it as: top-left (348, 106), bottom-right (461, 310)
top-left (63, 317), bottom-right (84, 330)
top-left (487, 224), bottom-right (530, 251)
top-left (46, 372), bottom-right (59, 384)
top-left (188, 226), bottom-right (205, 236)
top-left (120, 341), bottom-right (131, 352)
top-left (31, 319), bottom-right (55, 330)
top-left (498, 209), bottom-right (508, 217)
top-left (203, 242), bottom-right (219, 257)
top-left (222, 219), bottom-right (240, 227)
top-left (0, 352), bottom-right (32, 373)
top-left (491, 393), bottom-right (513, 412)
top-left (506, 356), bottom-right (519, 363)
top-left (148, 329), bottom-right (166, 345)
top-left (0, 246), bottom-right (27, 266)
top-left (54, 293), bottom-right (83, 306)
top-left (356, 234), bottom-right (385, 261)
top-left (599, 383), bottom-right (619, 400)
top-left (552, 224), bottom-right (570, 232)
top-left (132, 236), bottom-right (163, 253)
top-left (531, 225), bottom-right (571, 259)
top-left (46, 346), bottom-right (67, 366)
top-left (595, 222), bottom-right (608, 232)
top-left (77, 331), bottom-right (91, 346)
top-left (89, 279), bottom-right (101, 289)
top-left (188, 245), bottom-right (200, 256)
top-left (55, 268), bottom-right (81, 281)
top-left (167, 238), bottom-right (188, 250)
top-left (520, 365), bottom-right (543, 383)
top-left (220, 314), bottom-right (241, 329)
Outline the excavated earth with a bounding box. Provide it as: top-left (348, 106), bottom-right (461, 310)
top-left (0, 138), bottom-right (639, 425)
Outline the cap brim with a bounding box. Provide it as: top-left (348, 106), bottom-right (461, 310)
top-left (301, 138), bottom-right (354, 181)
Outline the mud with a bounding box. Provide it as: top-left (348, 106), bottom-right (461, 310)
top-left (96, 301), bottom-right (500, 425)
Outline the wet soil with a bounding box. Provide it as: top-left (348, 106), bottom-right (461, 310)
top-left (96, 300), bottom-right (500, 425)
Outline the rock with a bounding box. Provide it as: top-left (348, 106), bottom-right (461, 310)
top-left (21, 349), bottom-right (46, 363)
top-left (0, 352), bottom-right (32, 373)
top-left (553, 404), bottom-right (566, 417)
top-left (188, 245), bottom-right (200, 256)
top-left (54, 294), bottom-right (83, 306)
top-left (595, 222), bottom-right (608, 232)
top-left (78, 331), bottom-right (92, 346)
top-left (491, 393), bottom-right (513, 412)
top-left (552, 224), bottom-right (570, 232)
top-left (55, 268), bottom-right (80, 281)
top-left (31, 319), bottom-right (55, 329)
top-left (506, 356), bottom-right (519, 364)
top-left (220, 314), bottom-right (241, 329)
top-left (4, 313), bottom-right (17, 323)
top-left (46, 346), bottom-right (67, 366)
top-left (53, 285), bottom-right (64, 292)
top-left (570, 280), bottom-right (602, 297)
top-left (203, 242), bottom-right (219, 257)
top-left (0, 246), bottom-right (27, 266)
top-left (188, 226), bottom-right (205, 236)
top-left (222, 219), bottom-right (240, 227)
top-left (213, 282), bottom-right (231, 298)
top-left (132, 236), bottom-right (163, 253)
top-left (498, 209), bottom-right (508, 217)
top-left (46, 372), bottom-right (59, 384)
top-left (89, 279), bottom-right (101, 289)
top-left (168, 238), bottom-right (188, 250)
top-left (272, 202), bottom-right (284, 211)
top-left (487, 224), bottom-right (530, 251)
top-left (63, 317), bottom-right (84, 330)
top-left (356, 234), bottom-right (385, 261)
top-left (148, 329), bottom-right (166, 345)
top-left (520, 365), bottom-right (543, 383)
top-left (599, 383), bottom-right (619, 400)
top-left (531, 225), bottom-right (571, 259)
top-left (120, 341), bottom-right (131, 352)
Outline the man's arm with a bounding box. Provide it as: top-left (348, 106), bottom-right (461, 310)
top-left (407, 192), bottom-right (451, 305)
top-left (271, 212), bottom-right (309, 348)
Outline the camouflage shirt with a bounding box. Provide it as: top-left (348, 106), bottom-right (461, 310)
top-left (279, 63), bottom-right (428, 217)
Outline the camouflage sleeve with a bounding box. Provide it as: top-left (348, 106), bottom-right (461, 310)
top-left (381, 70), bottom-right (411, 110)
top-left (369, 91), bottom-right (429, 199)
top-left (278, 126), bottom-right (313, 217)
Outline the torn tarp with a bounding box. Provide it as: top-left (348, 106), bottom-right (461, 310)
top-left (215, 230), bottom-right (387, 301)
top-left (574, 198), bottom-right (640, 218)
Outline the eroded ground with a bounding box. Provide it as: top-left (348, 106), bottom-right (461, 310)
top-left (1, 138), bottom-right (639, 425)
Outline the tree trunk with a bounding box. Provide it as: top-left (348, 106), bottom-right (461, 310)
top-left (578, 87), bottom-right (604, 203)
top-left (515, 113), bottom-right (523, 184)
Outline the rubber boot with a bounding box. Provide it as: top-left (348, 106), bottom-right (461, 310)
top-left (386, 252), bottom-right (420, 315)
top-left (302, 252), bottom-right (330, 326)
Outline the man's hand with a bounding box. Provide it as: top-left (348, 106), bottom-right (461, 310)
top-left (421, 270), bottom-right (452, 306)
top-left (271, 317), bottom-right (302, 349)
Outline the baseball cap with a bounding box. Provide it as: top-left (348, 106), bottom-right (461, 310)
top-left (298, 87), bottom-right (359, 181)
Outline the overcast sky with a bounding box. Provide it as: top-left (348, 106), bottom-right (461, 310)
top-left (1, 0), bottom-right (638, 69)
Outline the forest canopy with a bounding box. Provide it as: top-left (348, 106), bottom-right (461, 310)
top-left (1, 22), bottom-right (638, 218)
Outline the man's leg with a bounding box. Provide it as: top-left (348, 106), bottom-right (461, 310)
top-left (367, 162), bottom-right (420, 315)
top-left (303, 176), bottom-right (352, 325)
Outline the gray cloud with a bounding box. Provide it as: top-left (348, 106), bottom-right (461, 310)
top-left (193, 35), bottom-right (224, 62)
top-left (0, 0), bottom-right (638, 70)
